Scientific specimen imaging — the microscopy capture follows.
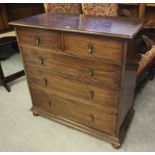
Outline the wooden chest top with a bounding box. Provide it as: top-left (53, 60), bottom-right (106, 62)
top-left (9, 12), bottom-right (143, 148)
top-left (10, 12), bottom-right (144, 39)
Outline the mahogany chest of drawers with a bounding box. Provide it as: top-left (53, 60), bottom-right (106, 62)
top-left (10, 13), bottom-right (144, 149)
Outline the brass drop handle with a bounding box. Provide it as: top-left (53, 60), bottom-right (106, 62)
top-left (89, 114), bottom-right (95, 122)
top-left (88, 43), bottom-right (94, 53)
top-left (88, 67), bottom-right (94, 76)
top-left (43, 79), bottom-right (48, 86)
top-left (35, 36), bottom-right (40, 46)
top-left (39, 57), bottom-right (44, 65)
top-left (89, 90), bottom-right (94, 99)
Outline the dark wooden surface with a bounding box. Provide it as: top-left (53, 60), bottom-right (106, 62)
top-left (30, 85), bottom-right (117, 135)
top-left (0, 3), bottom-right (44, 31)
top-left (12, 13), bottom-right (143, 149)
top-left (6, 3), bottom-right (44, 21)
top-left (0, 36), bottom-right (25, 92)
top-left (20, 46), bottom-right (121, 87)
top-left (0, 36), bottom-right (17, 46)
top-left (26, 66), bottom-right (119, 111)
top-left (0, 4), bottom-right (9, 30)
top-left (10, 12), bottom-right (144, 39)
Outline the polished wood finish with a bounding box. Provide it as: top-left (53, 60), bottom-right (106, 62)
top-left (10, 13), bottom-right (144, 149)
top-left (138, 4), bottom-right (146, 19)
top-left (10, 12), bottom-right (144, 39)
top-left (63, 33), bottom-right (123, 63)
top-left (21, 47), bottom-right (121, 87)
top-left (0, 4), bottom-right (9, 30)
top-left (17, 28), bottom-right (61, 50)
top-left (26, 67), bottom-right (119, 111)
top-left (31, 86), bottom-right (117, 135)
top-left (6, 3), bottom-right (44, 21)
top-left (0, 3), bottom-right (44, 31)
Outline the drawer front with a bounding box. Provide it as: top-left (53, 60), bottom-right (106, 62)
top-left (30, 87), bottom-right (117, 135)
top-left (21, 47), bottom-right (121, 87)
top-left (64, 33), bottom-right (123, 64)
top-left (16, 27), bottom-right (61, 50)
top-left (26, 67), bottom-right (119, 110)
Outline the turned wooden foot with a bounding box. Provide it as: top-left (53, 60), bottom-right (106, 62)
top-left (33, 112), bottom-right (39, 116)
top-left (112, 143), bottom-right (121, 149)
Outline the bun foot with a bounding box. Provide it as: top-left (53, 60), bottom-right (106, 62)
top-left (112, 143), bottom-right (121, 149)
top-left (33, 112), bottom-right (39, 116)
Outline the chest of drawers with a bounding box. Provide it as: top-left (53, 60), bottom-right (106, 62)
top-left (10, 13), bottom-right (144, 149)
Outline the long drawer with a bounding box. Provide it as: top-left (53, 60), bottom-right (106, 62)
top-left (16, 27), bottom-right (62, 50)
top-left (21, 47), bottom-right (121, 87)
top-left (64, 32), bottom-right (123, 64)
top-left (30, 86), bottom-right (117, 135)
top-left (26, 66), bottom-right (119, 110)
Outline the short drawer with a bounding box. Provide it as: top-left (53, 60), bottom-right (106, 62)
top-left (64, 33), bottom-right (123, 64)
top-left (21, 47), bottom-right (121, 87)
top-left (26, 67), bottom-right (119, 110)
top-left (30, 87), bottom-right (117, 135)
top-left (16, 27), bottom-right (61, 50)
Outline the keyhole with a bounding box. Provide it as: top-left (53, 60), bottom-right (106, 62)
top-left (89, 114), bottom-right (94, 122)
top-left (48, 101), bottom-right (52, 107)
